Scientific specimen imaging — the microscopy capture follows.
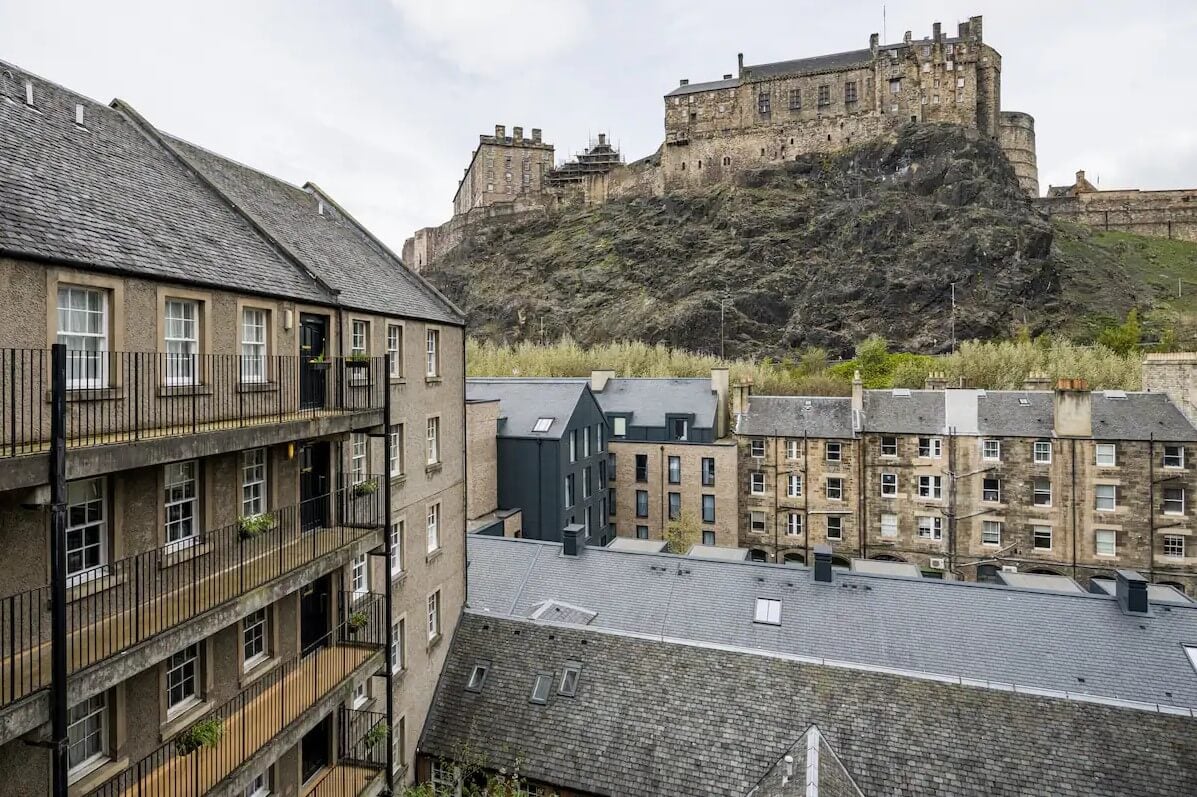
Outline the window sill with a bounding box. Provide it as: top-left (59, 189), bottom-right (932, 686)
top-left (161, 698), bottom-right (209, 739)
top-left (391, 474), bottom-right (407, 488)
top-left (389, 377), bottom-right (407, 386)
top-left (68, 755), bottom-right (130, 797)
top-left (427, 632), bottom-right (443, 651)
top-left (160, 541), bottom-right (211, 569)
top-left (391, 570), bottom-right (407, 586)
top-left (157, 383), bottom-right (214, 398)
top-left (66, 571), bottom-right (125, 604)
top-left (426, 548), bottom-right (444, 564)
top-left (425, 462), bottom-right (443, 476)
top-left (425, 376), bottom-right (442, 385)
top-left (236, 381), bottom-right (278, 394)
top-left (239, 656), bottom-right (280, 689)
top-left (51, 387), bottom-right (126, 403)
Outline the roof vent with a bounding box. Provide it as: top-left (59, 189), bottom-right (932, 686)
top-left (813, 544), bottom-right (833, 583)
top-left (74, 104), bottom-right (84, 126)
top-left (562, 523), bottom-right (586, 557)
top-left (1115, 570), bottom-right (1150, 615)
top-left (892, 388), bottom-right (911, 398)
top-left (317, 198), bottom-right (325, 216)
top-left (1104, 390), bottom-right (1128, 400)
top-left (24, 80), bottom-right (34, 106)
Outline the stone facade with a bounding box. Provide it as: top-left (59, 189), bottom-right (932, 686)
top-left (452, 124), bottom-right (554, 217)
top-left (1038, 170), bottom-right (1197, 243)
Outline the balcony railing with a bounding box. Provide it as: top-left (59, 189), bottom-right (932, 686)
top-left (0, 479), bottom-right (384, 709)
top-left (0, 349), bottom-right (386, 458)
top-left (86, 595), bottom-right (387, 797)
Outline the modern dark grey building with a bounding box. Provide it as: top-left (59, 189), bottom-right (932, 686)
top-left (466, 379), bottom-right (609, 544)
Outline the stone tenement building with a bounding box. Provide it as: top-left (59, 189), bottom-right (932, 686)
top-left (0, 60), bottom-right (466, 795)
top-left (1039, 169), bottom-right (1197, 243)
top-left (734, 374), bottom-right (1197, 596)
top-left (662, 15), bottom-right (1038, 198)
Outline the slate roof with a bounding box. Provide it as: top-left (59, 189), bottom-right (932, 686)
top-left (863, 389), bottom-right (944, 434)
top-left (466, 535), bottom-right (1197, 711)
top-left (664, 77), bottom-right (739, 98)
top-left (1092, 391), bottom-right (1197, 441)
top-left (466, 379), bottom-right (592, 439)
top-left (736, 396), bottom-right (853, 438)
top-left (422, 613), bottom-right (1197, 797)
top-left (592, 378), bottom-right (717, 429)
top-left (0, 60), bottom-right (461, 324)
top-left (744, 48), bottom-right (875, 79)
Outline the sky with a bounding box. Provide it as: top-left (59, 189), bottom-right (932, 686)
top-left (2, 0), bottom-right (1196, 253)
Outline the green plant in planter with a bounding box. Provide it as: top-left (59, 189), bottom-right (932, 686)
top-left (346, 351), bottom-right (371, 363)
top-left (175, 716), bottom-right (223, 756)
top-left (237, 513), bottom-right (275, 539)
top-left (353, 478), bottom-right (378, 497)
top-left (364, 721), bottom-right (389, 749)
top-left (348, 610), bottom-right (370, 633)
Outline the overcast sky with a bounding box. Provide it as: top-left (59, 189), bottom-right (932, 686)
top-left (3, 1), bottom-right (1195, 252)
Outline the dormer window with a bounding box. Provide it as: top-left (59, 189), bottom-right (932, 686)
top-left (670, 417), bottom-right (689, 441)
top-left (754, 597), bottom-right (781, 625)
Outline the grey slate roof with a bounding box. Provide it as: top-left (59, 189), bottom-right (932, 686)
top-left (466, 535), bottom-right (1197, 711)
top-left (664, 77), bottom-right (739, 98)
top-left (422, 613), bottom-right (1197, 797)
top-left (744, 48), bottom-right (875, 79)
top-left (0, 60), bottom-right (461, 324)
top-left (466, 379), bottom-right (592, 439)
top-left (1092, 391), bottom-right (1197, 441)
top-left (592, 378), bottom-right (717, 429)
top-left (863, 389), bottom-right (944, 434)
top-left (736, 396), bottom-right (853, 438)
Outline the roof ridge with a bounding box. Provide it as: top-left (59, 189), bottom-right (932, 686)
top-left (0, 59), bottom-right (113, 113)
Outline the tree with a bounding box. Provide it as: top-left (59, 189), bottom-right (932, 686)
top-left (1097, 309), bottom-right (1142, 355)
top-left (665, 512), bottom-right (701, 554)
top-left (853, 334), bottom-right (891, 387)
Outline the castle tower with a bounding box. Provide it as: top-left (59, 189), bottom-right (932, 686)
top-left (998, 111), bottom-right (1039, 197)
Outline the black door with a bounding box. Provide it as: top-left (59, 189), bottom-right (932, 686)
top-left (300, 441), bottom-right (331, 532)
top-left (300, 713), bottom-right (332, 784)
top-left (300, 573), bottom-right (332, 654)
top-left (300, 313), bottom-right (329, 410)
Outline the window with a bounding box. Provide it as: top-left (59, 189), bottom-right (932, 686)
top-left (394, 716), bottom-right (407, 773)
top-left (1033, 477), bottom-right (1052, 507)
top-left (166, 644), bottom-right (200, 712)
top-left (559, 663), bottom-right (581, 697)
top-left (917, 437), bottom-right (942, 458)
top-left (982, 477), bottom-right (1002, 503)
top-left (702, 530), bottom-right (715, 545)
top-left (1164, 535), bottom-right (1186, 559)
top-left (66, 478), bottom-right (106, 583)
top-left (596, 422), bottom-right (604, 452)
top-left (1095, 484), bottom-right (1117, 512)
top-left (351, 433), bottom-right (367, 485)
top-left (67, 693), bottom-right (109, 776)
top-left (1095, 529), bottom-right (1116, 556)
top-left (757, 91), bottom-right (770, 114)
top-left (825, 442), bottom-right (841, 462)
top-left (1034, 440), bottom-right (1052, 464)
top-left (426, 417), bottom-right (440, 465)
top-left (826, 477), bottom-right (843, 501)
top-left (1164, 487), bottom-right (1186, 516)
top-left (164, 461), bottom-right (199, 549)
top-left (583, 428), bottom-right (592, 458)
top-left (750, 439), bottom-right (765, 458)
top-left (981, 521), bottom-right (1002, 546)
top-left (670, 418), bottom-right (689, 441)
top-left (466, 662), bottom-right (489, 692)
top-left (881, 436), bottom-right (898, 457)
top-left (826, 516), bottom-right (843, 540)
top-left (668, 456), bottom-right (681, 484)
top-left (916, 475), bottom-right (942, 500)
top-left (245, 770), bottom-right (271, 797)
top-left (243, 608), bottom-right (269, 670)
top-left (817, 84), bottom-right (830, 106)
top-left (786, 473), bottom-right (802, 497)
top-left (242, 448), bottom-right (267, 517)
top-left (392, 618), bottom-right (406, 673)
top-left (788, 88), bottom-right (801, 110)
top-left (386, 324), bottom-right (403, 378)
top-left (391, 520), bottom-right (404, 575)
top-left (880, 473), bottom-right (897, 497)
top-left (844, 81), bottom-right (857, 103)
top-left (352, 681), bottom-right (369, 709)
top-left (57, 286), bottom-right (109, 388)
top-left (613, 417), bottom-right (627, 437)
top-left (427, 503), bottom-right (441, 553)
top-left (1032, 525), bottom-right (1052, 550)
top-left (1165, 445), bottom-right (1185, 469)
top-left (350, 320), bottom-right (368, 359)
top-left (786, 512), bottom-right (802, 536)
top-left (750, 472), bottom-right (765, 495)
top-left (702, 457), bottom-right (715, 486)
top-left (425, 328), bottom-right (440, 377)
top-left (1096, 444), bottom-right (1117, 467)
top-left (635, 490), bottom-right (648, 517)
top-left (636, 525), bottom-right (649, 539)
top-left (564, 474), bottom-right (576, 508)
top-left (240, 308), bottom-right (267, 383)
top-left (754, 598), bottom-right (781, 625)
top-left (785, 440), bottom-right (800, 460)
top-left (880, 513), bottom-right (898, 538)
top-left (750, 511), bottom-right (766, 533)
top-left (350, 553), bottom-right (368, 597)
top-left (982, 439), bottom-right (1001, 461)
top-left (164, 298), bottom-right (199, 385)
top-left (526, 417), bottom-right (554, 435)
top-left (702, 494), bottom-right (715, 524)
top-left (389, 425), bottom-right (405, 477)
top-left (583, 466), bottom-right (593, 499)
top-left (530, 673), bottom-right (553, 704)
top-left (569, 430), bottom-right (577, 463)
top-left (889, 77), bottom-right (902, 94)
top-left (668, 492), bottom-right (681, 521)
top-left (917, 516), bottom-right (943, 540)
top-left (427, 590), bottom-right (441, 640)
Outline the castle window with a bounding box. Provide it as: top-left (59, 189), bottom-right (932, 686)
top-left (757, 91), bottom-right (771, 115)
top-left (788, 88), bottom-right (801, 110)
top-left (697, 160), bottom-right (702, 170)
top-left (817, 85), bottom-right (830, 106)
top-left (844, 81), bottom-right (858, 103)
top-left (680, 161), bottom-right (686, 171)
top-left (922, 45), bottom-right (931, 56)
top-left (760, 148), bottom-right (765, 157)
top-left (889, 78), bottom-right (902, 94)
top-left (722, 156), bottom-right (730, 166)
top-left (957, 77), bottom-right (965, 88)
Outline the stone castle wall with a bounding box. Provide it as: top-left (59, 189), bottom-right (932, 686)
top-left (998, 111), bottom-right (1039, 197)
top-left (1036, 189), bottom-right (1197, 243)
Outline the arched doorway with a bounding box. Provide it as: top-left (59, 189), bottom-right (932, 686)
top-left (748, 548), bottom-right (768, 563)
top-left (831, 555), bottom-right (851, 569)
top-left (782, 552), bottom-right (804, 566)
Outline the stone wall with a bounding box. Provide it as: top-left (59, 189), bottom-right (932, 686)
top-left (452, 124), bottom-right (554, 216)
top-left (998, 111), bottom-right (1039, 197)
top-left (1143, 353), bottom-right (1197, 427)
top-left (403, 199), bottom-right (547, 272)
top-left (1037, 189), bottom-right (1197, 243)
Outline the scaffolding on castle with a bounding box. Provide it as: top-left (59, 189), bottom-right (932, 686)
top-left (544, 134), bottom-right (623, 186)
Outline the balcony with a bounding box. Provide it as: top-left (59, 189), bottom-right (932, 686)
top-left (85, 596), bottom-right (387, 797)
top-left (0, 349), bottom-right (386, 489)
top-left (0, 481), bottom-right (383, 712)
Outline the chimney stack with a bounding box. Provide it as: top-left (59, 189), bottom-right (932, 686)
top-left (1053, 378), bottom-right (1092, 437)
top-left (562, 523), bottom-right (586, 557)
top-left (531, 128), bottom-right (542, 143)
top-left (1022, 372), bottom-right (1052, 391)
top-left (513, 126), bottom-right (523, 143)
top-left (851, 370), bottom-right (864, 413)
top-left (813, 544), bottom-right (833, 583)
top-left (495, 124), bottom-right (506, 141)
top-left (924, 372), bottom-right (948, 391)
top-left (933, 22), bottom-right (942, 43)
top-left (1115, 569), bottom-right (1149, 615)
top-left (732, 378), bottom-right (753, 417)
top-left (903, 30), bottom-right (912, 45)
top-left (597, 133), bottom-right (607, 146)
top-left (737, 52), bottom-right (744, 77)
top-left (869, 33), bottom-right (879, 53)
top-left (711, 368), bottom-right (730, 438)
top-left (590, 369), bottom-right (615, 393)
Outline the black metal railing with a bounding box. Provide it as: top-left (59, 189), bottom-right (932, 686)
top-left (305, 760), bottom-right (386, 797)
top-left (0, 349), bottom-right (386, 457)
top-left (340, 706), bottom-right (390, 768)
top-left (0, 478), bottom-right (384, 708)
top-left (86, 595), bottom-right (386, 797)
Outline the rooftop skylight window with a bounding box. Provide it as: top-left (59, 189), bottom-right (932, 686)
top-left (532, 417), bottom-right (554, 433)
top-left (892, 388), bottom-right (911, 398)
top-left (1185, 645), bottom-right (1197, 674)
top-left (1018, 397), bottom-right (1030, 406)
top-left (466, 661), bottom-right (490, 692)
top-left (558, 661), bottom-right (582, 697)
top-left (1105, 390), bottom-right (1128, 400)
top-left (754, 597), bottom-right (781, 626)
top-left (530, 673), bottom-right (553, 704)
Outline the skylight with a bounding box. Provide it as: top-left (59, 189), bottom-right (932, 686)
top-left (1185, 645), bottom-right (1197, 674)
top-left (558, 661), bottom-right (582, 697)
top-left (754, 597), bottom-right (781, 625)
top-left (530, 673), bottom-right (553, 704)
top-left (892, 388), bottom-right (911, 398)
top-left (1105, 390), bottom-right (1128, 400)
top-left (466, 662), bottom-right (489, 692)
top-left (532, 417), bottom-right (555, 432)
top-left (1018, 397), bottom-right (1030, 406)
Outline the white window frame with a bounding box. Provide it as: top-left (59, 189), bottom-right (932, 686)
top-left (1163, 487), bottom-right (1186, 516)
top-left (1095, 529), bottom-right (1117, 557)
top-left (350, 320), bottom-right (368, 358)
top-left (880, 513), bottom-right (898, 538)
top-left (786, 473), bottom-right (802, 497)
top-left (917, 437), bottom-right (942, 459)
top-left (392, 618), bottom-right (406, 673)
top-left (242, 607), bottom-right (269, 671)
top-left (785, 440), bottom-right (801, 460)
top-left (164, 461), bottom-right (199, 551)
top-left (786, 512), bottom-right (802, 536)
top-left (427, 503), bottom-right (441, 553)
top-left (350, 553), bottom-right (369, 598)
top-left (1096, 443), bottom-right (1117, 467)
top-left (826, 515), bottom-right (843, 540)
top-left (245, 769), bottom-right (272, 797)
top-left (880, 436), bottom-right (897, 457)
top-left (532, 417), bottom-right (554, 433)
top-left (1164, 445), bottom-right (1185, 469)
top-left (1033, 477), bottom-right (1052, 507)
top-left (825, 442), bottom-right (841, 462)
top-left (750, 439), bottom-right (765, 458)
top-left (65, 478), bottom-right (107, 584)
top-left (240, 307), bottom-right (267, 384)
top-left (57, 286), bottom-right (109, 389)
top-left (981, 520), bottom-right (1002, 546)
top-left (163, 298), bottom-right (199, 386)
top-left (750, 472), bottom-right (765, 495)
top-left (750, 511), bottom-right (766, 533)
top-left (427, 417), bottom-right (440, 465)
top-left (427, 590), bottom-right (442, 640)
top-left (982, 477), bottom-right (1002, 503)
top-left (982, 439), bottom-right (1001, 461)
top-left (1032, 524), bottom-right (1052, 550)
top-left (917, 515), bottom-right (943, 540)
top-left (826, 477), bottom-right (844, 501)
top-left (754, 598), bottom-right (781, 625)
top-left (425, 328), bottom-right (440, 377)
top-left (67, 693), bottom-right (109, 778)
top-left (880, 473), bottom-right (897, 497)
top-left (165, 644), bottom-right (201, 715)
top-left (1095, 484), bottom-right (1117, 512)
top-left (351, 433), bottom-right (367, 485)
top-left (917, 475), bottom-right (942, 500)
top-left (386, 323), bottom-right (403, 378)
top-left (1033, 441), bottom-right (1052, 464)
top-left (390, 425), bottom-right (404, 477)
top-left (241, 448), bottom-right (267, 517)
top-left (1164, 534), bottom-right (1186, 559)
top-left (391, 519), bottom-right (405, 575)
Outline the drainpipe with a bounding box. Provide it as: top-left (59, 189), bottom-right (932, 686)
top-left (660, 444), bottom-right (666, 538)
top-left (48, 344), bottom-right (68, 797)
top-left (1070, 438), bottom-right (1078, 579)
top-left (772, 437), bottom-right (779, 561)
top-left (802, 432), bottom-right (810, 565)
top-left (1149, 435), bottom-right (1155, 585)
top-left (537, 439), bottom-right (543, 539)
top-left (381, 369), bottom-right (396, 790)
top-left (947, 426), bottom-right (957, 576)
top-left (858, 434), bottom-right (867, 559)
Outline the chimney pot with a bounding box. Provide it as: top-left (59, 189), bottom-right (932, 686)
top-left (869, 33), bottom-right (879, 52)
top-left (562, 523), bottom-right (586, 557)
top-left (495, 124), bottom-right (506, 140)
top-left (737, 53), bottom-right (744, 75)
top-left (25, 80), bottom-right (34, 106)
top-left (1115, 569), bottom-right (1149, 615)
top-left (679, 79), bottom-right (689, 86)
top-left (813, 544), bottom-right (833, 583)
top-left (531, 128), bottom-right (542, 143)
top-left (933, 22), bottom-right (942, 42)
top-left (513, 125), bottom-right (523, 142)
top-left (590, 369), bottom-right (615, 393)
top-left (597, 133), bottom-right (606, 146)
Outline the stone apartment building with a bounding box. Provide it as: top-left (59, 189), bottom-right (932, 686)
top-left (736, 375), bottom-right (1197, 596)
top-left (0, 61), bottom-right (466, 796)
